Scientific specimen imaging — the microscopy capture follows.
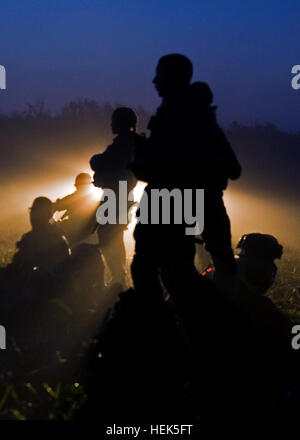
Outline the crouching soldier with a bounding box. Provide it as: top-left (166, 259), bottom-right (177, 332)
top-left (54, 173), bottom-right (99, 247)
top-left (13, 197), bottom-right (71, 275)
top-left (1, 197), bottom-right (71, 315)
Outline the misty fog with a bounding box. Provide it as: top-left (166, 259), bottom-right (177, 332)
top-left (0, 100), bottom-right (299, 256)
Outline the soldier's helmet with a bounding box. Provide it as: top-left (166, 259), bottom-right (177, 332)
top-left (111, 107), bottom-right (137, 134)
top-left (190, 81), bottom-right (214, 107)
top-left (74, 173), bottom-right (92, 188)
top-left (236, 233), bottom-right (283, 260)
top-left (30, 197), bottom-right (53, 228)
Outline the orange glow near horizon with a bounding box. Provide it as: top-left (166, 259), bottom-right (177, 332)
top-left (124, 181), bottom-right (146, 258)
top-left (2, 165), bottom-right (299, 253)
top-left (51, 177), bottom-right (300, 254)
top-left (53, 174), bottom-right (146, 258)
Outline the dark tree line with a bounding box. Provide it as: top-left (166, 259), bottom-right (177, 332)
top-left (227, 122), bottom-right (300, 203)
top-left (0, 99), bottom-right (149, 179)
top-left (0, 98), bottom-right (299, 203)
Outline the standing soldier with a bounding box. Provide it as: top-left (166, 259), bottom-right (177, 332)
top-left (130, 54), bottom-right (241, 307)
top-left (90, 107), bottom-right (137, 286)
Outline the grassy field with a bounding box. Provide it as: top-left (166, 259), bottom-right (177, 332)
top-left (268, 247), bottom-right (300, 322)
top-left (0, 230), bottom-right (299, 420)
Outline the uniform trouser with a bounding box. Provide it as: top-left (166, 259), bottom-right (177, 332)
top-left (201, 190), bottom-right (237, 289)
top-left (131, 189), bottom-right (236, 301)
top-left (97, 225), bottom-right (127, 285)
top-left (131, 222), bottom-right (199, 307)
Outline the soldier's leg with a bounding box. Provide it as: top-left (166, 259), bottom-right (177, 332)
top-left (131, 222), bottom-right (165, 304)
top-left (202, 191), bottom-right (237, 291)
top-left (98, 226), bottom-right (127, 286)
top-left (159, 229), bottom-right (227, 358)
top-left (160, 229), bottom-right (198, 297)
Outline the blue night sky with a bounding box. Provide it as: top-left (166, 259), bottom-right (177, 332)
top-left (0, 0), bottom-right (299, 131)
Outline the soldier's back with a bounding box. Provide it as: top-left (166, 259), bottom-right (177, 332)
top-left (14, 223), bottom-right (70, 272)
top-left (91, 134), bottom-right (137, 192)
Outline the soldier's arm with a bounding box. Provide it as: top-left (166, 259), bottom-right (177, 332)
top-left (128, 133), bottom-right (153, 181)
top-left (11, 235), bottom-right (31, 267)
top-left (90, 144), bottom-right (114, 170)
top-left (54, 198), bottom-right (63, 212)
top-left (214, 125), bottom-right (242, 180)
top-left (90, 153), bottom-right (100, 171)
top-left (54, 226), bottom-right (72, 259)
top-left (129, 136), bottom-right (170, 183)
top-left (54, 194), bottom-right (72, 212)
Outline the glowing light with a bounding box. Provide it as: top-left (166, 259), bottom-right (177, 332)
top-left (124, 181), bottom-right (146, 258)
top-left (39, 172), bottom-right (146, 260)
top-left (88, 184), bottom-right (103, 202)
top-left (133, 181), bottom-right (147, 202)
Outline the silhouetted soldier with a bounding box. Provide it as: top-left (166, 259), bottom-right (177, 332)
top-left (130, 54), bottom-right (241, 306)
top-left (0, 197), bottom-right (71, 319)
top-left (12, 197), bottom-right (71, 276)
top-left (54, 173), bottom-right (99, 246)
top-left (189, 81), bottom-right (241, 288)
top-left (90, 107), bottom-right (137, 286)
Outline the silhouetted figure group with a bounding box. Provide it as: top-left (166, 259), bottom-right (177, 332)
top-left (1, 53), bottom-right (298, 423)
top-left (131, 55), bottom-right (241, 306)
